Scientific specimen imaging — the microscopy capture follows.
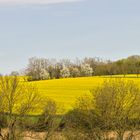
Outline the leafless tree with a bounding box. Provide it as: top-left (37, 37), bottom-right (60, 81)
top-left (37, 100), bottom-right (62, 140)
top-left (0, 76), bottom-right (42, 140)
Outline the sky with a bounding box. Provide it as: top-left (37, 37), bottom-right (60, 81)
top-left (0, 0), bottom-right (140, 74)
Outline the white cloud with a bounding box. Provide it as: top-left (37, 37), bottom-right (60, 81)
top-left (0, 0), bottom-right (82, 5)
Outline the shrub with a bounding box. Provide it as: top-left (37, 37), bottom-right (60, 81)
top-left (40, 69), bottom-right (50, 80)
top-left (81, 64), bottom-right (93, 76)
top-left (64, 79), bottom-right (140, 140)
top-left (60, 67), bottom-right (70, 78)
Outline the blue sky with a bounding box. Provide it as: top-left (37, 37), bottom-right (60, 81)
top-left (0, 0), bottom-right (140, 74)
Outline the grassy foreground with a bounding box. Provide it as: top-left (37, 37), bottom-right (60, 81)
top-left (30, 75), bottom-right (140, 113)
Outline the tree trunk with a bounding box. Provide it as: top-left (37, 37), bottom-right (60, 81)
top-left (117, 132), bottom-right (124, 140)
top-left (8, 120), bottom-right (16, 140)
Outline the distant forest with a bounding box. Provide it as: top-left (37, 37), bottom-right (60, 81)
top-left (12, 55), bottom-right (140, 81)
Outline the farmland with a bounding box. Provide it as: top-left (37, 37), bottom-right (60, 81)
top-left (30, 75), bottom-right (140, 113)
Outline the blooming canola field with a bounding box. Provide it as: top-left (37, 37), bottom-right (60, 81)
top-left (30, 75), bottom-right (140, 112)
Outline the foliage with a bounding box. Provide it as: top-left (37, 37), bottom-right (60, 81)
top-left (60, 67), bottom-right (70, 78)
top-left (0, 76), bottom-right (42, 140)
top-left (40, 69), bottom-right (50, 80)
top-left (10, 71), bottom-right (19, 76)
top-left (80, 64), bottom-right (93, 76)
top-left (25, 55), bottom-right (140, 81)
top-left (69, 67), bottom-right (80, 78)
top-left (64, 79), bottom-right (140, 140)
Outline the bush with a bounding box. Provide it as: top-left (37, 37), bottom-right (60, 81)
top-left (64, 79), bottom-right (140, 140)
top-left (81, 64), bottom-right (93, 76)
top-left (60, 67), bottom-right (70, 78)
top-left (40, 69), bottom-right (50, 80)
top-left (69, 67), bottom-right (80, 78)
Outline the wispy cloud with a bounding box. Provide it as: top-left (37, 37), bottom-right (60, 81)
top-left (0, 0), bottom-right (82, 5)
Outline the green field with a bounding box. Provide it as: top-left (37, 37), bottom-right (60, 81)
top-left (30, 75), bottom-right (140, 113)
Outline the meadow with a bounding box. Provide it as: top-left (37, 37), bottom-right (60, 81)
top-left (30, 75), bottom-right (140, 113)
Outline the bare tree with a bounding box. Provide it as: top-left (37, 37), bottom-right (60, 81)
top-left (0, 76), bottom-right (42, 140)
top-left (37, 99), bottom-right (62, 140)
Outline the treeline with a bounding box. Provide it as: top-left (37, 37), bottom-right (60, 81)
top-left (24, 55), bottom-right (140, 81)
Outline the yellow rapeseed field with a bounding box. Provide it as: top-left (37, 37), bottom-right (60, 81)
top-left (30, 75), bottom-right (140, 113)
